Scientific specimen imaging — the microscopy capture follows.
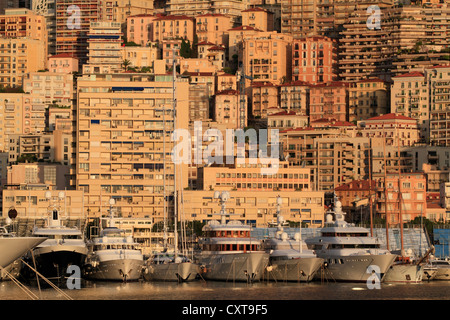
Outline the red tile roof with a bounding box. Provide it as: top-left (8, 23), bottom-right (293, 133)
top-left (228, 25), bottom-right (262, 32)
top-left (366, 113), bottom-right (416, 121)
top-left (394, 71), bottom-right (424, 78)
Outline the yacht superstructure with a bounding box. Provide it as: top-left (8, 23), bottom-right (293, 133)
top-left (305, 198), bottom-right (396, 282)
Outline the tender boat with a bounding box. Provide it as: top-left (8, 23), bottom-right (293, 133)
top-left (263, 196), bottom-right (323, 282)
top-left (305, 197), bottom-right (396, 282)
top-left (195, 191), bottom-right (269, 282)
top-left (83, 199), bottom-right (144, 281)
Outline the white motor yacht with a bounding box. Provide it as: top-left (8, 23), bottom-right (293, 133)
top-left (305, 198), bottom-right (396, 282)
top-left (195, 191), bottom-right (269, 282)
top-left (83, 199), bottom-right (144, 281)
top-left (429, 257), bottom-right (450, 281)
top-left (263, 196), bottom-right (323, 282)
top-left (25, 192), bottom-right (87, 281)
top-left (144, 251), bottom-right (200, 282)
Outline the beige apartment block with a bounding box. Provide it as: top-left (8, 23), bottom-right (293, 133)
top-left (427, 65), bottom-right (450, 147)
top-left (391, 71), bottom-right (429, 141)
top-left (181, 189), bottom-right (325, 228)
top-left (153, 15), bottom-right (195, 44)
top-left (391, 65), bottom-right (450, 146)
top-left (180, 57), bottom-right (216, 74)
top-left (250, 81), bottom-right (279, 119)
top-left (188, 84), bottom-right (210, 122)
top-left (196, 13), bottom-right (233, 46)
top-left (267, 111), bottom-right (308, 131)
top-left (309, 81), bottom-right (349, 123)
top-left (216, 72), bottom-right (237, 92)
top-left (227, 25), bottom-right (262, 62)
top-left (6, 163), bottom-right (70, 188)
top-left (76, 73), bottom-right (189, 221)
top-left (48, 53), bottom-right (79, 74)
top-left (0, 8), bottom-right (47, 58)
top-left (122, 44), bottom-right (160, 70)
top-left (8, 133), bottom-right (54, 163)
top-left (166, 0), bottom-right (212, 17)
top-left (349, 79), bottom-right (390, 122)
top-left (210, 0), bottom-right (246, 24)
top-left (280, 127), bottom-right (370, 191)
top-left (22, 72), bottom-right (74, 107)
top-left (0, 93), bottom-right (28, 151)
top-left (200, 159), bottom-right (312, 192)
top-left (214, 89), bottom-right (247, 129)
top-left (185, 71), bottom-right (216, 96)
top-left (278, 80), bottom-right (310, 115)
top-left (357, 113), bottom-right (420, 148)
top-left (126, 14), bottom-right (157, 46)
top-left (0, 38), bottom-right (46, 88)
top-left (2, 185), bottom-right (85, 219)
top-left (242, 32), bottom-right (293, 84)
top-left (100, 0), bottom-right (154, 23)
top-left (83, 21), bottom-right (123, 74)
top-left (242, 7), bottom-right (274, 32)
top-left (161, 39), bottom-right (182, 68)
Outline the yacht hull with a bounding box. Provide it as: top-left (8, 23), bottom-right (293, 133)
top-left (144, 262), bottom-right (200, 282)
top-left (27, 247), bottom-right (87, 280)
top-left (422, 266), bottom-right (437, 281)
top-left (384, 263), bottom-right (424, 283)
top-left (317, 254), bottom-right (396, 282)
top-left (84, 258), bottom-right (143, 281)
top-left (0, 237), bottom-right (46, 268)
top-left (198, 252), bottom-right (269, 282)
top-left (266, 257), bottom-right (324, 282)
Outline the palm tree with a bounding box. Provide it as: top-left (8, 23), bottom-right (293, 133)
top-left (122, 59), bottom-right (132, 71)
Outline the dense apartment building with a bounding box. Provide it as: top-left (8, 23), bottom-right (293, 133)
top-left (126, 14), bottom-right (157, 45)
top-left (152, 14), bottom-right (195, 44)
top-left (99, 0), bottom-right (153, 23)
top-left (196, 13), bottom-right (233, 46)
top-left (83, 21), bottom-right (123, 74)
top-left (0, 9), bottom-right (47, 50)
top-left (391, 65), bottom-right (450, 146)
top-left (241, 7), bottom-right (274, 32)
top-left (214, 89), bottom-right (246, 129)
top-left (55, 0), bottom-right (99, 65)
top-left (48, 53), bottom-right (79, 74)
top-left (22, 72), bottom-right (74, 107)
top-left (376, 172), bottom-right (427, 225)
top-left (181, 189), bottom-right (325, 227)
top-left (292, 36), bottom-right (338, 84)
top-left (250, 81), bottom-right (278, 119)
top-left (278, 80), bottom-right (310, 115)
top-left (309, 81), bottom-right (349, 122)
top-left (76, 72), bottom-right (189, 221)
top-left (0, 38), bottom-right (47, 88)
top-left (243, 32), bottom-right (293, 85)
top-left (349, 78), bottom-right (390, 122)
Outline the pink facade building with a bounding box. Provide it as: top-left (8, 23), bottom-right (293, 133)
top-left (127, 14), bottom-right (158, 45)
top-left (48, 53), bottom-right (79, 74)
top-left (309, 81), bottom-right (349, 122)
top-left (292, 36), bottom-right (338, 84)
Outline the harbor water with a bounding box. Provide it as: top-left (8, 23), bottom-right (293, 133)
top-left (0, 279), bottom-right (448, 301)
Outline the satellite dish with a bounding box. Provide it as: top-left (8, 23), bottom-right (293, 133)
top-left (45, 191), bottom-right (52, 200)
top-left (214, 191), bottom-right (220, 199)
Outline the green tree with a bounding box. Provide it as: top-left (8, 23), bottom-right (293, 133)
top-left (180, 39), bottom-right (192, 58)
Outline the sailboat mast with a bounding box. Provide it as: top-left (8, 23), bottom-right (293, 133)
top-left (173, 46), bottom-right (178, 259)
top-left (397, 127), bottom-right (404, 253)
top-left (369, 139), bottom-right (373, 237)
top-left (383, 123), bottom-right (389, 251)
